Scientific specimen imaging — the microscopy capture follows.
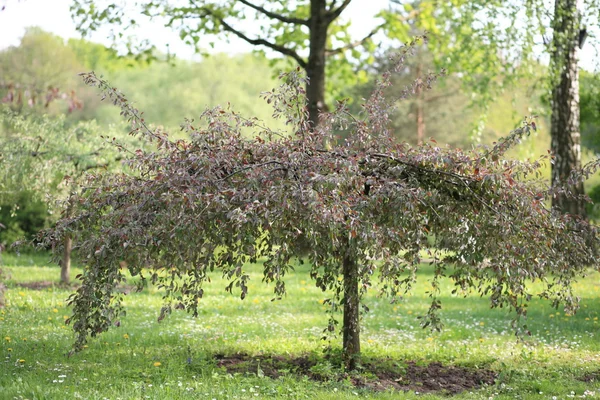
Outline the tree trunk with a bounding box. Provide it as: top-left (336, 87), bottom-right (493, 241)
top-left (342, 243), bottom-right (360, 370)
top-left (306, 0), bottom-right (329, 128)
top-left (61, 235), bottom-right (72, 284)
top-left (416, 62), bottom-right (425, 145)
top-left (60, 195), bottom-right (74, 284)
top-left (550, 0), bottom-right (586, 217)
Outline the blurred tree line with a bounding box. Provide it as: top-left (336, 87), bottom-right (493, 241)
top-left (1, 26), bottom-right (599, 261)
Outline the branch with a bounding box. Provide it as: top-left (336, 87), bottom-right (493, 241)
top-left (218, 160), bottom-right (287, 181)
top-left (237, 0), bottom-right (308, 26)
top-left (327, 0), bottom-right (352, 22)
top-left (325, 23), bottom-right (384, 56)
top-left (82, 156), bottom-right (124, 172)
top-left (216, 17), bottom-right (307, 68)
top-left (369, 153), bottom-right (506, 218)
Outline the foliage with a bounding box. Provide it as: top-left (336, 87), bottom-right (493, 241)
top-left (0, 27), bottom-right (85, 117)
top-left (38, 40), bottom-right (600, 365)
top-left (343, 46), bottom-right (475, 147)
top-left (581, 70), bottom-right (600, 155)
top-left (409, 0), bottom-right (599, 101)
top-left (587, 183), bottom-right (600, 220)
top-left (0, 107), bottom-right (138, 249)
top-left (409, 0), bottom-right (599, 215)
top-left (103, 53), bottom-right (286, 132)
top-left (0, 192), bottom-right (49, 247)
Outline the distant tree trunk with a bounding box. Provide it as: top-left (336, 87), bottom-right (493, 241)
top-left (60, 195), bottom-right (74, 284)
top-left (550, 0), bottom-right (586, 216)
top-left (416, 63), bottom-right (425, 145)
top-left (342, 243), bottom-right (360, 370)
top-left (306, 0), bottom-right (329, 128)
top-left (61, 236), bottom-right (72, 284)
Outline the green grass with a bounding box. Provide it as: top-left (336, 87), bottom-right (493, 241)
top-left (1, 252), bottom-right (600, 399)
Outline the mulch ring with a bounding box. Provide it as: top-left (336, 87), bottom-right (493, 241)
top-left (215, 353), bottom-right (496, 395)
top-left (16, 281), bottom-right (67, 290)
top-left (578, 371), bottom-right (600, 383)
top-left (15, 281), bottom-right (135, 293)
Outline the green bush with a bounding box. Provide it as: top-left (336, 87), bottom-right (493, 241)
top-left (0, 191), bottom-right (49, 247)
top-left (587, 183), bottom-right (600, 220)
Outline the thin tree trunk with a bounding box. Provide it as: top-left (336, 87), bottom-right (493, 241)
top-left (342, 243), bottom-right (360, 370)
top-left (61, 236), bottom-right (72, 284)
top-left (306, 0), bottom-right (329, 128)
top-left (60, 194), bottom-right (74, 284)
top-left (416, 63), bottom-right (425, 145)
top-left (550, 0), bottom-right (586, 216)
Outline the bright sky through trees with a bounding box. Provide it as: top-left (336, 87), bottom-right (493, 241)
top-left (1, 0), bottom-right (597, 71)
top-left (0, 0), bottom-right (389, 61)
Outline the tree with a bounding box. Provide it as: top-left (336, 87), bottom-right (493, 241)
top-left (0, 27), bottom-right (84, 116)
top-left (408, 0), bottom-right (600, 216)
top-left (0, 108), bottom-right (136, 283)
top-left (70, 0), bottom-right (412, 127)
top-left (40, 41), bottom-right (599, 368)
top-left (549, 0), bottom-right (586, 215)
top-left (344, 46), bottom-right (474, 147)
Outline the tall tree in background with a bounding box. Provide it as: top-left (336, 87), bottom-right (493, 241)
top-left (411, 0), bottom-right (599, 216)
top-left (0, 27), bottom-right (84, 115)
top-left (550, 0), bottom-right (586, 215)
top-left (70, 0), bottom-right (413, 127)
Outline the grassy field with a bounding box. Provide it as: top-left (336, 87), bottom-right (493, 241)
top-left (1, 252), bottom-right (599, 399)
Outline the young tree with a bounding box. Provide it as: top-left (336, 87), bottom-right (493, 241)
top-left (69, 0), bottom-right (414, 127)
top-left (40, 40), bottom-right (599, 368)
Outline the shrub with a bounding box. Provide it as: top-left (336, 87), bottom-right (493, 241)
top-left (0, 192), bottom-right (49, 248)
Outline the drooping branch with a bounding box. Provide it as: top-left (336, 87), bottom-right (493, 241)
top-left (237, 0), bottom-right (309, 26)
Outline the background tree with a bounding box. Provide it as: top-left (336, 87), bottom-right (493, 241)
top-left (0, 27), bottom-right (86, 116)
top-left (406, 0), bottom-right (600, 216)
top-left (344, 47), bottom-right (474, 147)
top-left (70, 0), bottom-right (414, 127)
top-left (0, 108), bottom-right (138, 283)
top-left (41, 43), bottom-right (599, 369)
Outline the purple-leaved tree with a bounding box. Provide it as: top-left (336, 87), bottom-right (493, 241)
top-left (40, 39), bottom-right (599, 369)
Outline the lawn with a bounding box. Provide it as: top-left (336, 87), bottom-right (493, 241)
top-left (1, 252), bottom-right (599, 399)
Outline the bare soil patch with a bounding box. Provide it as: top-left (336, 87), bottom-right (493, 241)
top-left (215, 353), bottom-right (496, 394)
top-left (17, 280), bottom-right (61, 290)
top-left (578, 371), bottom-right (600, 383)
top-left (15, 281), bottom-right (134, 293)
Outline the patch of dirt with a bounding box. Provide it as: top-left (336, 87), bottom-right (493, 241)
top-left (15, 281), bottom-right (135, 293)
top-left (579, 371), bottom-right (600, 383)
top-left (17, 281), bottom-right (62, 290)
top-left (214, 353), bottom-right (496, 394)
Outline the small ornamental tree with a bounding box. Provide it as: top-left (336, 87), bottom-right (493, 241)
top-left (41, 39), bottom-right (599, 368)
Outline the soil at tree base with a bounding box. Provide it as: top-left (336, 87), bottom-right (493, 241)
top-left (214, 353), bottom-right (497, 394)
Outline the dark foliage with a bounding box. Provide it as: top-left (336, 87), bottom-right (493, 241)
top-left (38, 40), bottom-right (599, 364)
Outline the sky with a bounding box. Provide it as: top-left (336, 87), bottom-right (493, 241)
top-left (0, 0), bottom-right (388, 61)
top-left (0, 0), bottom-right (597, 70)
